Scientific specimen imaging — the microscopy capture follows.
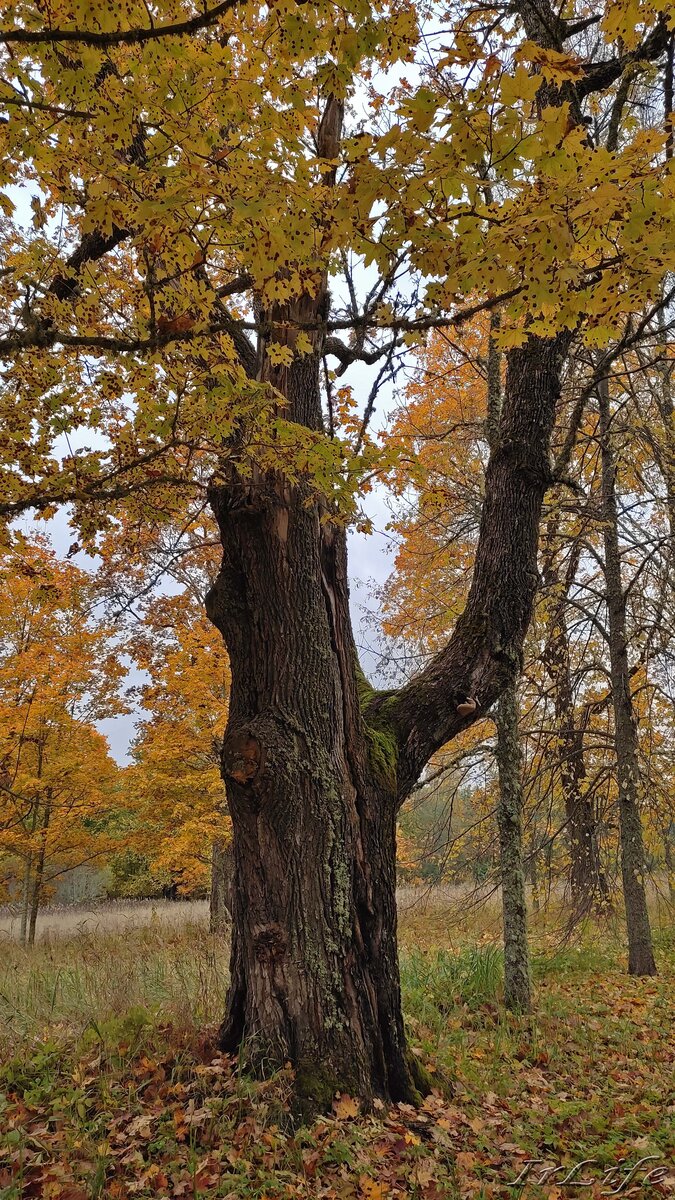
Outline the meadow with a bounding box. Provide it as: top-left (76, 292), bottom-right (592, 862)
top-left (0, 891), bottom-right (673, 1199)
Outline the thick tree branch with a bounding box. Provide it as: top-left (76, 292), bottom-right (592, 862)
top-left (0, 286), bottom-right (524, 358)
top-left (324, 335), bottom-right (400, 372)
top-left (564, 15), bottom-right (601, 38)
top-left (0, 441), bottom-right (199, 518)
top-left (577, 17), bottom-right (670, 100)
top-left (48, 226), bottom-right (131, 301)
top-left (0, 0), bottom-right (240, 46)
top-left (0, 473), bottom-right (196, 518)
top-left (216, 274), bottom-right (253, 298)
top-left (369, 331), bottom-right (573, 801)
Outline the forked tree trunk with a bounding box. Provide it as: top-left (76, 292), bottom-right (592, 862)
top-left (495, 682), bottom-right (531, 1012)
top-left (597, 378), bottom-right (656, 976)
top-left (205, 322), bottom-right (570, 1106)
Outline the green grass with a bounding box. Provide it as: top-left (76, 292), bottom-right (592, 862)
top-left (401, 945), bottom-right (503, 1019)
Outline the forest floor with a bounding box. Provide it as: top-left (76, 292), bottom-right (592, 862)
top-left (0, 892), bottom-right (673, 1200)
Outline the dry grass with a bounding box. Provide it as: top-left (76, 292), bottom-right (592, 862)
top-left (0, 890), bottom-right (503, 1059)
top-left (2, 879), bottom-right (671, 946)
top-left (1, 891), bottom-right (672, 1200)
top-left (397, 880), bottom-right (675, 954)
top-left (0, 897), bottom-right (210, 941)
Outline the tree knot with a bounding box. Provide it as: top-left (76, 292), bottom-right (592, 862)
top-left (253, 923), bottom-right (288, 963)
top-left (222, 729), bottom-right (263, 785)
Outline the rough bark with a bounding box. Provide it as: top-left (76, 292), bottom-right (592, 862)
top-left (388, 331), bottom-right (573, 796)
top-left (203, 35), bottom-right (575, 1105)
top-left (206, 481), bottom-right (418, 1109)
top-left (204, 95), bottom-right (427, 1108)
top-left (205, 326), bottom-right (569, 1104)
top-left (494, 682), bottom-right (532, 1013)
top-left (597, 378), bottom-right (657, 976)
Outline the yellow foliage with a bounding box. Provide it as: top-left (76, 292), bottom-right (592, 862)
top-left (125, 587), bottom-right (231, 891)
top-left (0, 537), bottom-right (122, 927)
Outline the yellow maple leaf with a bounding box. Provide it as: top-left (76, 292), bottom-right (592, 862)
top-left (333, 1093), bottom-right (360, 1119)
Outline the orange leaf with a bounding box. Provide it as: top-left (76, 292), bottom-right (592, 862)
top-left (333, 1093), bottom-right (360, 1119)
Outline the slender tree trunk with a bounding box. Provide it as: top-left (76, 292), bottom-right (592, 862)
top-left (541, 573), bottom-right (608, 912)
top-left (494, 681), bottom-right (531, 1012)
top-left (484, 315), bottom-right (531, 1010)
top-left (663, 823), bottom-right (675, 902)
top-left (598, 378), bottom-right (656, 976)
top-left (210, 838), bottom-right (233, 933)
top-left (528, 831), bottom-right (540, 913)
top-left (20, 791), bottom-right (40, 946)
top-left (19, 853), bottom-right (32, 947)
top-left (650, 322), bottom-right (675, 906)
top-left (27, 800), bottom-right (50, 947)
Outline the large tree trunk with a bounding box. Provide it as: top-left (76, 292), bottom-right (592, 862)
top-left (206, 483), bottom-right (416, 1109)
top-left (495, 681), bottom-right (531, 1012)
top-left (598, 378), bottom-right (657, 976)
top-left (201, 76), bottom-right (572, 1108)
top-left (204, 90), bottom-right (421, 1101)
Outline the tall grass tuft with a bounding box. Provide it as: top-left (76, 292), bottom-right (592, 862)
top-left (0, 921), bottom-right (228, 1054)
top-left (400, 944), bottom-right (503, 1023)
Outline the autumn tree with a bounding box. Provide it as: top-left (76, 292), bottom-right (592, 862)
top-left (125, 584), bottom-right (232, 921)
top-left (0, 537), bottom-right (122, 943)
top-left (1, 0), bottom-right (674, 1104)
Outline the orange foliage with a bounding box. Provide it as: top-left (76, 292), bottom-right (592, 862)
top-left (382, 322), bottom-right (493, 649)
top-left (125, 587), bottom-right (231, 892)
top-left (0, 536), bottom-right (123, 933)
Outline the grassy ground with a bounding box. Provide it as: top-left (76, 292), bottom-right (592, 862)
top-left (0, 894), bottom-right (673, 1199)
